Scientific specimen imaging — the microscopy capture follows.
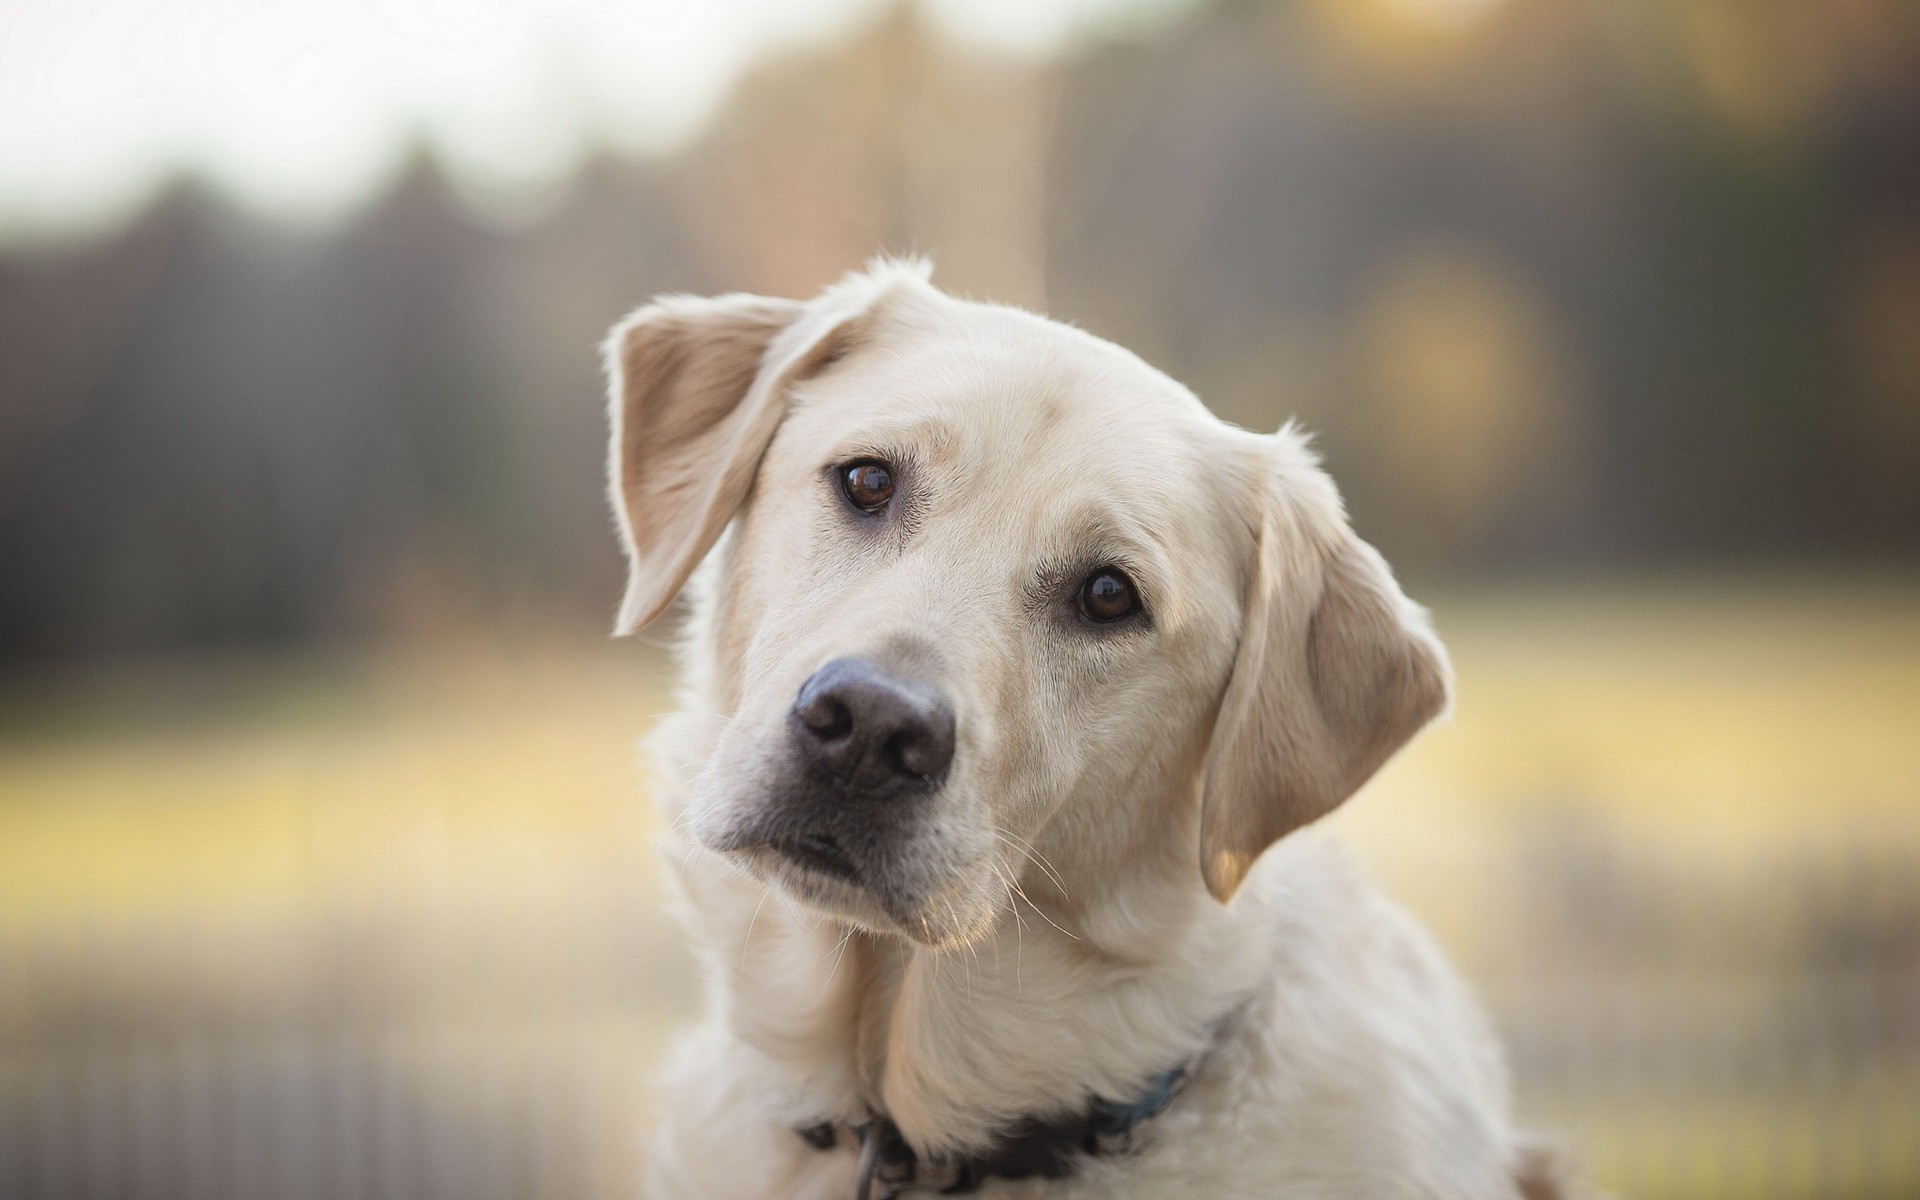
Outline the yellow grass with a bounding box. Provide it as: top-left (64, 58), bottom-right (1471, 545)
top-left (0, 637), bottom-right (674, 928)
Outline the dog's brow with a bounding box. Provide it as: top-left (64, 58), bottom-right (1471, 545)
top-left (827, 413), bottom-right (963, 462)
top-left (1042, 510), bottom-right (1183, 625)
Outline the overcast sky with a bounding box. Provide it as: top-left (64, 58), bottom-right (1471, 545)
top-left (0, 0), bottom-right (1224, 243)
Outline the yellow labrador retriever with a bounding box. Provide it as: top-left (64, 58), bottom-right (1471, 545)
top-left (607, 261), bottom-right (1567, 1199)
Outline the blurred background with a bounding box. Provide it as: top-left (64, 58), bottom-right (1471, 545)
top-left (1, 0), bottom-right (1917, 1197)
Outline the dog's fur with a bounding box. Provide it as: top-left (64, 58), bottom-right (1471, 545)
top-left (607, 261), bottom-right (1567, 1198)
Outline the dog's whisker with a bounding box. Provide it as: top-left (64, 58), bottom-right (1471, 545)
top-left (994, 830), bottom-right (1072, 903)
top-left (735, 883), bottom-right (773, 971)
top-left (941, 896), bottom-right (980, 1000)
top-left (992, 828), bottom-right (1066, 888)
top-left (823, 927), bottom-right (856, 990)
top-left (781, 889), bottom-right (824, 936)
top-left (1002, 866), bottom-right (1079, 943)
top-left (674, 830), bottom-right (706, 878)
top-left (989, 862), bottom-right (1028, 995)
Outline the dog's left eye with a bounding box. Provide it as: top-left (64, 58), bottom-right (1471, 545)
top-left (839, 460), bottom-right (895, 513)
top-left (1078, 568), bottom-right (1140, 623)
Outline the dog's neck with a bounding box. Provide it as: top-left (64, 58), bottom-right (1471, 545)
top-left (655, 721), bottom-right (1269, 1158)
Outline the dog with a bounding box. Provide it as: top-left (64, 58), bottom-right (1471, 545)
top-left (605, 260), bottom-right (1570, 1199)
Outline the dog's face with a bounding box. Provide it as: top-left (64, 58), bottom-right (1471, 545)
top-left (607, 264), bottom-right (1449, 947)
top-left (678, 308), bottom-right (1252, 945)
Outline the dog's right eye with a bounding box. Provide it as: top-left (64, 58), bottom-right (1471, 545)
top-left (1078, 568), bottom-right (1140, 623)
top-left (839, 460), bottom-right (895, 513)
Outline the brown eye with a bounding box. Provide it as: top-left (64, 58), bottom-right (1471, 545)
top-left (1078, 569), bottom-right (1139, 623)
top-left (840, 460), bottom-right (894, 512)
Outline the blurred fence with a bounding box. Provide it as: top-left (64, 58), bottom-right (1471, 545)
top-left (1485, 837), bottom-right (1920, 1200)
top-left (0, 898), bottom-right (680, 1200)
top-left (2, 835), bottom-right (1917, 1200)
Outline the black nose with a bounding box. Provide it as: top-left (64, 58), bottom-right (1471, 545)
top-left (790, 657), bottom-right (956, 790)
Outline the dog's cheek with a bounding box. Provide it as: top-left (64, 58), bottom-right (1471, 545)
top-left (901, 793), bottom-right (999, 906)
top-left (681, 723), bottom-right (780, 847)
top-left (908, 824), bottom-right (1006, 946)
top-left (679, 772), bottom-right (741, 852)
top-left (970, 661), bottom-right (1071, 830)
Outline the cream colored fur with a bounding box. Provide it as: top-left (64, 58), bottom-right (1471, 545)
top-left (605, 261), bottom-right (1568, 1199)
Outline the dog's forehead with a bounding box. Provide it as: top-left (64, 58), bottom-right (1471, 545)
top-left (769, 303), bottom-right (1260, 611)
top-left (806, 299), bottom-right (1228, 478)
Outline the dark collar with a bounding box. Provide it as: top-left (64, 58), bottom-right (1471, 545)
top-left (796, 1062), bottom-right (1190, 1199)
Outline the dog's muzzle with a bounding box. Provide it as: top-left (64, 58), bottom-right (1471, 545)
top-left (718, 657), bottom-right (957, 893)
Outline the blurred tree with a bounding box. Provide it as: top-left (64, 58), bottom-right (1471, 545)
top-left (0, 0), bottom-right (1915, 665)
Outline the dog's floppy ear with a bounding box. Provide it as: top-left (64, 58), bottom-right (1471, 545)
top-left (603, 278), bottom-right (891, 635)
top-left (1198, 432), bottom-right (1452, 902)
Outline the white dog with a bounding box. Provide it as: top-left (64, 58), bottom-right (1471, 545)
top-left (606, 261), bottom-right (1569, 1199)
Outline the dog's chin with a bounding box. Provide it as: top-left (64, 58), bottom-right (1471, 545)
top-left (723, 842), bottom-right (995, 949)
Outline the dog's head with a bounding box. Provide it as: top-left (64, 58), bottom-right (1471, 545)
top-left (606, 262), bottom-right (1449, 947)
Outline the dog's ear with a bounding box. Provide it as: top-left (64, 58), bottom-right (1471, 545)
top-left (603, 283), bottom-right (881, 635)
top-left (1198, 433), bottom-right (1452, 902)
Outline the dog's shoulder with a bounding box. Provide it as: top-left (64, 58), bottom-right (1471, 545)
top-left (1151, 834), bottom-right (1526, 1197)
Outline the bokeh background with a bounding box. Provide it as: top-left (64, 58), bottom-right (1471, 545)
top-left (2, 0), bottom-right (1918, 1197)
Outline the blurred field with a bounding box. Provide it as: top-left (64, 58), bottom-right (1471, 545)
top-left (0, 633), bottom-right (690, 1200)
top-left (2, 577), bottom-right (1918, 1199)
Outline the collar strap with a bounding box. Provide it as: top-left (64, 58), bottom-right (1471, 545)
top-left (797, 1062), bottom-right (1190, 1199)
